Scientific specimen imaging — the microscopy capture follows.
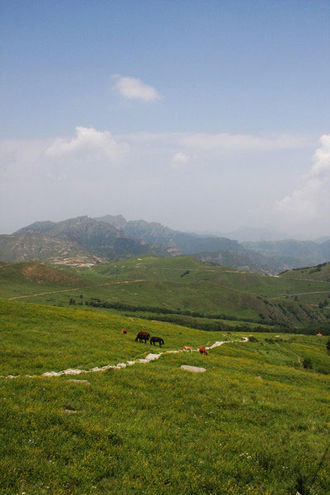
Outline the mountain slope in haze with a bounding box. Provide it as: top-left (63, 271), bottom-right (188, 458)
top-left (94, 214), bottom-right (127, 230)
top-left (224, 226), bottom-right (291, 242)
top-left (97, 215), bottom-right (241, 255)
top-left (9, 215), bottom-right (330, 272)
top-left (0, 232), bottom-right (94, 263)
top-left (15, 216), bottom-right (155, 260)
top-left (244, 239), bottom-right (330, 268)
top-left (97, 215), bottom-right (326, 273)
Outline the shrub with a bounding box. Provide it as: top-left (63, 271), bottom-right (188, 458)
top-left (303, 358), bottom-right (313, 369)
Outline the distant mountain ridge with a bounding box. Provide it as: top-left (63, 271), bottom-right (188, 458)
top-left (3, 214), bottom-right (329, 273)
top-left (16, 216), bottom-right (154, 260)
top-left (96, 215), bottom-right (330, 272)
top-left (243, 239), bottom-right (330, 268)
top-left (96, 215), bottom-right (240, 256)
top-left (0, 232), bottom-right (93, 263)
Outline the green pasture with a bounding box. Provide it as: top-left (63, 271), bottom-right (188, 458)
top-left (280, 263), bottom-right (330, 282)
top-left (79, 256), bottom-right (330, 298)
top-left (0, 299), bottom-right (329, 494)
top-left (0, 298), bottom-right (228, 376)
top-left (2, 258), bottom-right (330, 330)
top-left (0, 262), bottom-right (85, 299)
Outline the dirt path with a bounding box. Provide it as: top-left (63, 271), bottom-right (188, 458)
top-left (1, 337), bottom-right (249, 380)
top-left (8, 280), bottom-right (147, 300)
top-left (270, 290), bottom-right (330, 299)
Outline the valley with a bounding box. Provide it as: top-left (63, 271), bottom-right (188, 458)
top-left (0, 243), bottom-right (329, 494)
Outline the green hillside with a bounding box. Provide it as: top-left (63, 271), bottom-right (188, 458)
top-left (0, 262), bottom-right (87, 298)
top-left (0, 299), bottom-right (329, 494)
top-left (1, 257), bottom-right (329, 331)
top-left (280, 262), bottom-right (330, 282)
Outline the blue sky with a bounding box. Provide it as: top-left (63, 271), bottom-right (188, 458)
top-left (1, 0), bottom-right (329, 237)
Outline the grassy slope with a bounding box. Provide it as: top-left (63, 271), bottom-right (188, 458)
top-left (0, 298), bottom-right (228, 376)
top-left (278, 264), bottom-right (330, 317)
top-left (280, 262), bottom-right (330, 282)
top-left (1, 257), bottom-right (329, 328)
top-left (0, 299), bottom-right (329, 494)
top-left (59, 257), bottom-right (330, 327)
top-left (0, 262), bottom-right (87, 298)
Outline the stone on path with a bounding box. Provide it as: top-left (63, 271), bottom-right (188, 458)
top-left (181, 365), bottom-right (206, 373)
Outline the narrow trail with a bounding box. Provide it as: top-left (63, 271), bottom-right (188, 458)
top-left (1, 337), bottom-right (249, 380)
top-left (270, 290), bottom-right (330, 299)
top-left (8, 279), bottom-right (147, 300)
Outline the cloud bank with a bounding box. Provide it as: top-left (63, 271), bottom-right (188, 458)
top-left (276, 134), bottom-right (330, 228)
top-left (112, 75), bottom-right (161, 101)
top-left (0, 126), bottom-right (324, 236)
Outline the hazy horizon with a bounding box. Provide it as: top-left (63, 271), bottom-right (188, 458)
top-left (1, 1), bottom-right (329, 239)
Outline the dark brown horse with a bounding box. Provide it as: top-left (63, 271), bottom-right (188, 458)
top-left (150, 336), bottom-right (164, 347)
top-left (135, 331), bottom-right (150, 343)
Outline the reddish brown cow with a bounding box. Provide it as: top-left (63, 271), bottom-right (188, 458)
top-left (199, 346), bottom-right (209, 356)
top-left (182, 345), bottom-right (193, 352)
top-left (121, 328), bottom-right (127, 335)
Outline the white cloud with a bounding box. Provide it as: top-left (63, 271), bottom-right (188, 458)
top-left (112, 75), bottom-right (161, 101)
top-left (171, 152), bottom-right (190, 168)
top-left (45, 126), bottom-right (128, 161)
top-left (179, 133), bottom-right (308, 152)
top-left (276, 134), bottom-right (330, 223)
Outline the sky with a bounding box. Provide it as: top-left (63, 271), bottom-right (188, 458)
top-left (0, 0), bottom-right (329, 238)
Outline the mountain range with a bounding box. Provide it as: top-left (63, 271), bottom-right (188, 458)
top-left (0, 214), bottom-right (328, 273)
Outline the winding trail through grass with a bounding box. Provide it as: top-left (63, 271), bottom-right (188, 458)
top-left (1, 337), bottom-right (249, 380)
top-left (7, 279), bottom-right (147, 300)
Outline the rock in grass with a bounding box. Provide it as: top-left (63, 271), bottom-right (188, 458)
top-left (181, 365), bottom-right (206, 373)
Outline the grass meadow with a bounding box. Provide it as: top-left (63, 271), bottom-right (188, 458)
top-left (0, 298), bottom-right (329, 494)
top-left (2, 258), bottom-right (330, 332)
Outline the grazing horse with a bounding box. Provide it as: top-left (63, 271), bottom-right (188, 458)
top-left (150, 336), bottom-right (164, 347)
top-left (182, 345), bottom-right (193, 352)
top-left (121, 328), bottom-right (127, 335)
top-left (135, 331), bottom-right (150, 343)
top-left (199, 346), bottom-right (209, 356)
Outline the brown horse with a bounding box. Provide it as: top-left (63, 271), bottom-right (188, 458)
top-left (135, 331), bottom-right (150, 343)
